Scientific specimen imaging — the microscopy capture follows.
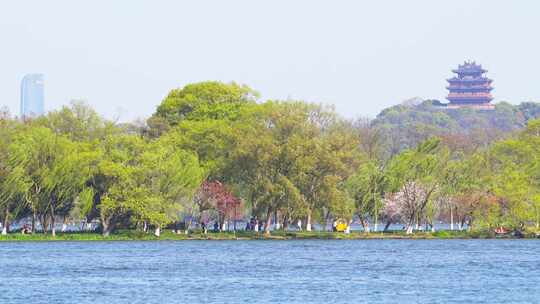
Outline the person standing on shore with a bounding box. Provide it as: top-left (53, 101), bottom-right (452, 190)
top-left (201, 222), bottom-right (207, 234)
top-left (253, 217), bottom-right (259, 232)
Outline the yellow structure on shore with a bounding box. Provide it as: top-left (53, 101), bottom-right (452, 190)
top-left (335, 220), bottom-right (348, 232)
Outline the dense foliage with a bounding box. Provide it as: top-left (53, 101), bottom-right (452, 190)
top-left (374, 100), bottom-right (540, 157)
top-left (1, 83), bottom-right (539, 237)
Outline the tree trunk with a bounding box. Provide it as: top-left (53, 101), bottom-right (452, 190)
top-left (283, 215), bottom-right (289, 231)
top-left (359, 216), bottom-right (370, 233)
top-left (306, 211), bottom-right (312, 231)
top-left (406, 225), bottom-right (414, 234)
top-left (383, 220), bottom-right (392, 232)
top-left (154, 226), bottom-right (161, 237)
top-left (536, 208), bottom-right (539, 229)
top-left (102, 227), bottom-right (111, 237)
top-left (264, 209), bottom-right (272, 235)
top-left (345, 219), bottom-right (352, 234)
top-left (31, 212), bottom-right (37, 234)
top-left (374, 205), bottom-right (379, 232)
top-left (1, 208), bottom-right (9, 235)
top-left (50, 208), bottom-right (56, 237)
top-left (219, 214), bottom-right (225, 232)
top-left (406, 214), bottom-right (415, 234)
top-left (274, 211), bottom-right (281, 230)
top-left (429, 220), bottom-right (435, 232)
top-left (101, 215), bottom-right (115, 237)
top-left (324, 212), bottom-right (332, 232)
top-left (450, 207), bottom-right (454, 231)
top-left (61, 215), bottom-right (68, 232)
top-left (186, 218), bottom-right (192, 233)
top-left (41, 214), bottom-right (49, 235)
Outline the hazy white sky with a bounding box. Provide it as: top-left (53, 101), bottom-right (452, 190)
top-left (1, 1), bottom-right (539, 121)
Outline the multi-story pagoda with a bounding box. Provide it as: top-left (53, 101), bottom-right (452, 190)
top-left (446, 61), bottom-right (494, 109)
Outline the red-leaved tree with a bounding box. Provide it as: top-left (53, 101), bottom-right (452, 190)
top-left (196, 181), bottom-right (243, 230)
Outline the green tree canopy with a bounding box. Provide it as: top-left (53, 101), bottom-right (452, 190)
top-left (154, 81), bottom-right (258, 127)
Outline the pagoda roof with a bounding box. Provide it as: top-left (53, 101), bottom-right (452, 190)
top-left (452, 61), bottom-right (487, 74)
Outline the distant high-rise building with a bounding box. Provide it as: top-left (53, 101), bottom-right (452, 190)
top-left (20, 74), bottom-right (45, 117)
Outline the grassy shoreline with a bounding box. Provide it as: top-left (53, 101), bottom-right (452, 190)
top-left (1, 230), bottom-right (538, 241)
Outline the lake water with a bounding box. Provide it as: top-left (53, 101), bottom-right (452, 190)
top-left (1, 240), bottom-right (539, 303)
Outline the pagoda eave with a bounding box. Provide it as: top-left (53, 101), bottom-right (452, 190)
top-left (452, 68), bottom-right (487, 73)
top-left (447, 97), bottom-right (494, 103)
top-left (447, 78), bottom-right (493, 83)
top-left (446, 86), bottom-right (494, 92)
top-left (443, 103), bottom-right (495, 110)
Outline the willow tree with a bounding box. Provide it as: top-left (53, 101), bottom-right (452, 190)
top-left (228, 101), bottom-right (359, 233)
top-left (295, 106), bottom-right (360, 231)
top-left (132, 136), bottom-right (204, 236)
top-left (71, 131), bottom-right (206, 237)
top-left (386, 138), bottom-right (448, 233)
top-left (42, 143), bottom-right (96, 235)
top-left (346, 161), bottom-right (389, 232)
top-left (8, 126), bottom-right (91, 236)
top-left (486, 119), bottom-right (540, 230)
top-left (228, 101), bottom-right (308, 234)
top-left (439, 153), bottom-right (488, 230)
top-left (80, 134), bottom-right (144, 237)
top-left (0, 115), bottom-right (23, 234)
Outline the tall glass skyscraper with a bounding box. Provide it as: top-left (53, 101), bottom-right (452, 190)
top-left (20, 74), bottom-right (45, 117)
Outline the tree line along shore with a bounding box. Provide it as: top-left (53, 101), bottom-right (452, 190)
top-left (1, 81), bottom-right (539, 239)
top-left (1, 230), bottom-right (535, 242)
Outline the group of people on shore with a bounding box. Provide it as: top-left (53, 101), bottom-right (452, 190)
top-left (245, 217), bottom-right (264, 232)
top-left (200, 222), bottom-right (223, 234)
top-left (173, 217), bottom-right (345, 235)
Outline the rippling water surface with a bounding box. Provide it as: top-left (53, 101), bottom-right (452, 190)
top-left (1, 240), bottom-right (539, 303)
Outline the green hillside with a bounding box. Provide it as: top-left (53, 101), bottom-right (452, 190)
top-left (372, 100), bottom-right (540, 156)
